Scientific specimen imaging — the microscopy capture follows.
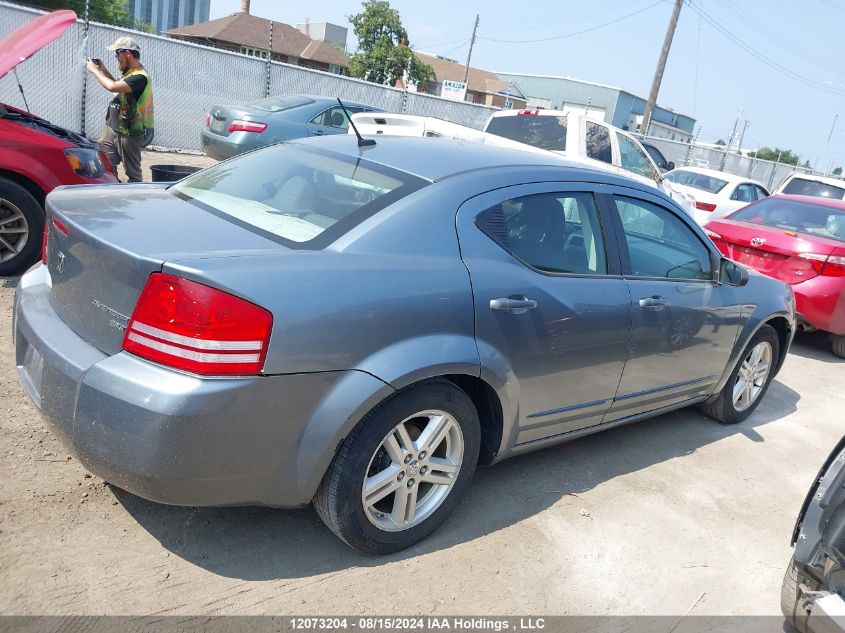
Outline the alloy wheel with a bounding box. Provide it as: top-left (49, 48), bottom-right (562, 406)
top-left (0, 197), bottom-right (29, 264)
top-left (732, 341), bottom-right (772, 412)
top-left (362, 409), bottom-right (464, 532)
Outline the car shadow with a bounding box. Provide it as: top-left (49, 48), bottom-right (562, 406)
top-left (116, 379), bottom-right (800, 580)
top-left (789, 331), bottom-right (842, 364)
top-left (1, 276), bottom-right (20, 287)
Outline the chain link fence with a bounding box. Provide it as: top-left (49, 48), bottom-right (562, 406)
top-left (637, 136), bottom-right (832, 191)
top-left (0, 1), bottom-right (497, 152)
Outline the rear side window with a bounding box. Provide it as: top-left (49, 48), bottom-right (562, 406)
top-left (310, 106), bottom-right (350, 129)
top-left (781, 177), bottom-right (845, 199)
top-left (585, 122), bottom-right (612, 164)
top-left (730, 198), bottom-right (845, 243)
top-left (731, 183), bottom-right (757, 203)
top-left (476, 192), bottom-right (607, 275)
top-left (613, 196), bottom-right (712, 280)
top-left (485, 114), bottom-right (568, 151)
top-left (665, 170), bottom-right (729, 194)
top-left (250, 95), bottom-right (314, 112)
top-left (170, 144), bottom-right (425, 248)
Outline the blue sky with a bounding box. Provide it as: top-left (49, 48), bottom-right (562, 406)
top-left (210, 0), bottom-right (845, 169)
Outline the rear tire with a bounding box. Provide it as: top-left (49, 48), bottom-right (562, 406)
top-left (699, 324), bottom-right (779, 424)
top-left (314, 379), bottom-right (480, 555)
top-left (0, 178), bottom-right (44, 277)
top-left (782, 556), bottom-right (812, 633)
top-left (830, 334), bottom-right (845, 359)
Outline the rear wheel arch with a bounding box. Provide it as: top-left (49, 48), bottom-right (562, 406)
top-left (764, 316), bottom-right (793, 374)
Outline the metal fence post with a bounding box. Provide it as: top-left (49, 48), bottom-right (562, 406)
top-left (265, 21), bottom-right (273, 98)
top-left (686, 125), bottom-right (700, 166)
top-left (767, 149), bottom-right (783, 191)
top-left (80, 0), bottom-right (89, 135)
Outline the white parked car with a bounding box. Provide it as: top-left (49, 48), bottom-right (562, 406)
top-left (775, 173), bottom-right (845, 200)
top-left (663, 166), bottom-right (770, 225)
top-left (351, 109), bottom-right (695, 215)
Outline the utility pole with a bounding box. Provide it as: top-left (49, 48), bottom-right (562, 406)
top-left (463, 14), bottom-right (480, 86)
top-left (641, 0), bottom-right (683, 137)
top-left (720, 108), bottom-right (742, 171)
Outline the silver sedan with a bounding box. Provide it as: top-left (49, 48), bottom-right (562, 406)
top-left (15, 135), bottom-right (795, 554)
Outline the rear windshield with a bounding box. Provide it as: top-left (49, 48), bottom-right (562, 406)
top-left (485, 114), bottom-right (568, 151)
top-left (729, 198), bottom-right (845, 243)
top-left (664, 170), bottom-right (729, 194)
top-left (781, 177), bottom-right (845, 199)
top-left (170, 144), bottom-right (426, 248)
top-left (250, 95), bottom-right (314, 112)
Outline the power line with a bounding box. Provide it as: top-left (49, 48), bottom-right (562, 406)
top-left (477, 0), bottom-right (663, 44)
top-left (479, 0), bottom-right (632, 28)
top-left (686, 1), bottom-right (845, 96)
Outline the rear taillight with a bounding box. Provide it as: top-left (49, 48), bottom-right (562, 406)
top-left (703, 228), bottom-right (722, 240)
top-left (204, 112), bottom-right (211, 127)
top-left (695, 201), bottom-right (717, 212)
top-left (122, 273), bottom-right (273, 376)
top-left (798, 253), bottom-right (845, 277)
top-left (228, 120), bottom-right (267, 134)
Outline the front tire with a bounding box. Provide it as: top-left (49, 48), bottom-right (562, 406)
top-left (830, 334), bottom-right (845, 359)
top-left (699, 324), bottom-right (779, 424)
top-left (314, 379), bottom-right (480, 555)
top-left (0, 178), bottom-right (44, 277)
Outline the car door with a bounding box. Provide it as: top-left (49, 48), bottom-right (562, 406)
top-left (456, 183), bottom-right (633, 447)
top-left (601, 187), bottom-right (743, 420)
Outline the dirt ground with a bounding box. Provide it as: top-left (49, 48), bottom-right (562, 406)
top-left (0, 159), bottom-right (842, 615)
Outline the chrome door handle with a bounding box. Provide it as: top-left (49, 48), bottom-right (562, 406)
top-left (312, 130), bottom-right (325, 135)
top-left (490, 296), bottom-right (538, 314)
top-left (638, 296), bottom-right (669, 310)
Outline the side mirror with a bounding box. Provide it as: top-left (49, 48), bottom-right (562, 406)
top-left (666, 161), bottom-right (675, 171)
top-left (719, 258), bottom-right (748, 287)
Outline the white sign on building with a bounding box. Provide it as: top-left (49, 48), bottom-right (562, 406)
top-left (441, 79), bottom-right (468, 102)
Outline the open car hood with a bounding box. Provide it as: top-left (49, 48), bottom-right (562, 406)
top-left (0, 9), bottom-right (76, 79)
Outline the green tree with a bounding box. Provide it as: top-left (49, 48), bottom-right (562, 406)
top-left (714, 139), bottom-right (727, 146)
top-left (25, 0), bottom-right (132, 29)
top-left (347, 0), bottom-right (434, 88)
top-left (833, 167), bottom-right (843, 176)
top-left (802, 159), bottom-right (812, 168)
top-left (748, 146), bottom-right (800, 166)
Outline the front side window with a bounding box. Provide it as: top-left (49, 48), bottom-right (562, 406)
top-left (585, 122), bottom-right (612, 164)
top-left (476, 192), bottom-right (607, 275)
top-left (613, 196), bottom-right (712, 280)
top-left (170, 144), bottom-right (423, 247)
top-left (616, 133), bottom-right (658, 180)
top-left (485, 114), bottom-right (568, 151)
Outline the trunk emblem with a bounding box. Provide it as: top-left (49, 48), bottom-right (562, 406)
top-left (56, 251), bottom-right (65, 274)
top-left (750, 237), bottom-right (766, 247)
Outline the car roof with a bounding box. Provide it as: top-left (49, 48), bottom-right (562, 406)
top-left (292, 134), bottom-right (641, 185)
top-left (771, 194), bottom-right (845, 210)
top-left (668, 165), bottom-right (765, 187)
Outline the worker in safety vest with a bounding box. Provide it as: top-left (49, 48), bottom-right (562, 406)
top-left (86, 36), bottom-right (154, 182)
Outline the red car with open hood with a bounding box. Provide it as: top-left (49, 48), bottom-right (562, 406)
top-left (0, 9), bottom-right (117, 276)
top-left (705, 194), bottom-right (845, 357)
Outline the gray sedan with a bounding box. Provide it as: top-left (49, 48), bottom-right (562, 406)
top-left (15, 136), bottom-right (795, 554)
top-left (200, 94), bottom-right (380, 160)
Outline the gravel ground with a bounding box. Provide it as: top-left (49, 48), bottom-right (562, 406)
top-left (0, 164), bottom-right (842, 615)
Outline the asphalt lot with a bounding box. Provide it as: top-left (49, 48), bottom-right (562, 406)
top-left (0, 154), bottom-right (842, 616)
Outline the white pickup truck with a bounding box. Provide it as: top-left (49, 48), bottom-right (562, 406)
top-left (351, 108), bottom-right (694, 215)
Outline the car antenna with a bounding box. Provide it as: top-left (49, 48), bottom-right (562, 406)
top-left (12, 69), bottom-right (30, 113)
top-left (337, 98), bottom-right (375, 148)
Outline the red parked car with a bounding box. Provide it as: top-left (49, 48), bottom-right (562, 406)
top-left (0, 10), bottom-right (117, 276)
top-left (705, 194), bottom-right (845, 357)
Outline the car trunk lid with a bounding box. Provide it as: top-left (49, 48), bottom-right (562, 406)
top-left (45, 184), bottom-right (285, 355)
top-left (707, 218), bottom-right (842, 283)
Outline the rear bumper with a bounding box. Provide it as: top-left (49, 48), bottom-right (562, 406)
top-left (13, 266), bottom-right (388, 508)
top-left (792, 276), bottom-right (845, 336)
top-left (199, 129), bottom-right (258, 161)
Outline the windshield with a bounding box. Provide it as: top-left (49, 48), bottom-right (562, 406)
top-left (250, 95), bottom-right (314, 113)
top-left (781, 177), bottom-right (845, 199)
top-left (170, 144), bottom-right (424, 247)
top-left (485, 114), bottom-right (568, 151)
top-left (729, 198), bottom-right (845, 243)
top-left (665, 170), bottom-right (729, 194)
